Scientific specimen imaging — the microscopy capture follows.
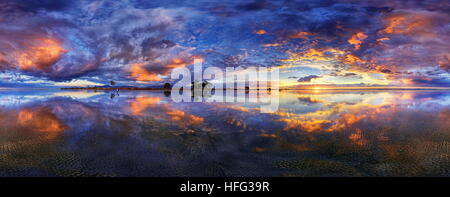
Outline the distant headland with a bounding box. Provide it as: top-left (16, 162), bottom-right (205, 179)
top-left (61, 82), bottom-right (172, 90)
top-left (61, 86), bottom-right (170, 90)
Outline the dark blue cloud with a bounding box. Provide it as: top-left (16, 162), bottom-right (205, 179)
top-left (0, 0), bottom-right (448, 87)
top-left (297, 75), bottom-right (322, 82)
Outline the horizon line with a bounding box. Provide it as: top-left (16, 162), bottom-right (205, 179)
top-left (2, 86), bottom-right (450, 91)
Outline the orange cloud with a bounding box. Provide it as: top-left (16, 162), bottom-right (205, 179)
top-left (130, 63), bottom-right (162, 81)
top-left (166, 57), bottom-right (198, 69)
top-left (377, 37), bottom-right (390, 42)
top-left (281, 46), bottom-right (400, 82)
top-left (342, 54), bottom-right (365, 64)
top-left (348, 32), bottom-right (368, 50)
top-left (255, 29), bottom-right (267, 35)
top-left (282, 48), bottom-right (348, 68)
top-left (130, 56), bottom-right (200, 82)
top-left (17, 38), bottom-right (67, 71)
top-left (288, 32), bottom-right (315, 39)
top-left (379, 14), bottom-right (430, 35)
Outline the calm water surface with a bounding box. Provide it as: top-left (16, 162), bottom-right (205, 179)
top-left (0, 89), bottom-right (449, 176)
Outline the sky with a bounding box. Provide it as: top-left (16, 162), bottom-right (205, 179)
top-left (0, 0), bottom-right (449, 88)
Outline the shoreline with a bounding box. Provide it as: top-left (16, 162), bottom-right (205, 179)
top-left (1, 87), bottom-right (450, 91)
top-left (58, 87), bottom-right (450, 91)
top-left (61, 87), bottom-right (171, 91)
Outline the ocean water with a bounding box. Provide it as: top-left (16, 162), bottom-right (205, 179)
top-left (0, 89), bottom-right (449, 177)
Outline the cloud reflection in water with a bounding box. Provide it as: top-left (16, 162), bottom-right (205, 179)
top-left (0, 89), bottom-right (449, 176)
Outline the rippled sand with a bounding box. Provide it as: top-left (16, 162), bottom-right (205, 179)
top-left (0, 90), bottom-right (449, 176)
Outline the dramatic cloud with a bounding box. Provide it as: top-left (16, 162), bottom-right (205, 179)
top-left (0, 0), bottom-right (195, 83)
top-left (0, 0), bottom-right (448, 87)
